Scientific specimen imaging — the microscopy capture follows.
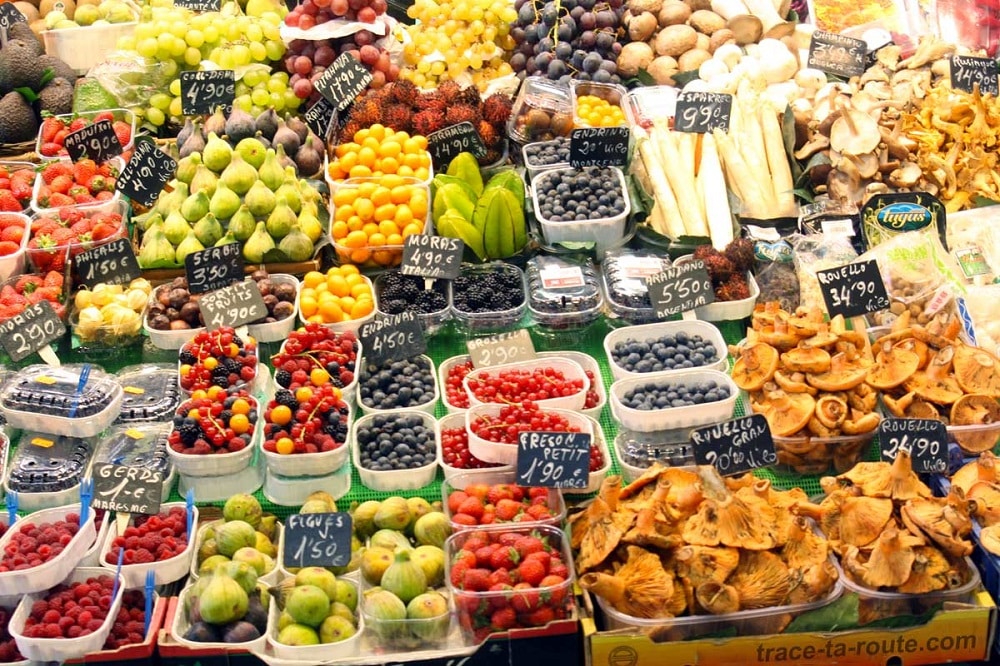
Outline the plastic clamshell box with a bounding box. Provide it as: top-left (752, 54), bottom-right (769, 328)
top-left (328, 176), bottom-right (433, 271)
top-left (522, 138), bottom-right (570, 182)
top-left (352, 409), bottom-right (439, 491)
top-left (435, 411), bottom-right (513, 481)
top-left (143, 283), bottom-right (203, 351)
top-left (266, 578), bottom-right (363, 660)
top-left (29, 161), bottom-right (127, 217)
top-left (357, 354), bottom-right (439, 417)
top-left (463, 357), bottom-right (590, 412)
top-left (948, 421), bottom-right (1000, 455)
top-left (0, 212), bottom-right (29, 282)
top-left (569, 80), bottom-right (629, 128)
top-left (262, 410), bottom-right (354, 477)
top-left (603, 320), bottom-right (729, 382)
top-left (10, 567), bottom-right (125, 662)
top-left (0, 161), bottom-right (37, 210)
top-left (93, 422), bottom-right (175, 499)
top-left (359, 573), bottom-right (452, 651)
top-left (324, 153), bottom-right (433, 192)
top-left (445, 524), bottom-right (575, 642)
top-left (0, 504), bottom-right (98, 596)
top-left (600, 254), bottom-right (673, 326)
top-left (33, 109), bottom-right (137, 157)
top-left (525, 261), bottom-right (605, 331)
top-left (438, 354), bottom-right (472, 414)
top-left (114, 364), bottom-right (183, 424)
top-left (623, 85), bottom-right (678, 130)
top-left (0, 364), bottom-right (124, 438)
top-left (176, 340), bottom-right (258, 397)
top-left (773, 430), bottom-right (876, 475)
top-left (563, 414), bottom-right (610, 495)
top-left (672, 255), bottom-right (760, 321)
top-left (295, 273), bottom-right (379, 334)
top-left (275, 334), bottom-right (362, 408)
top-left (98, 503), bottom-right (198, 587)
top-left (450, 262), bottom-right (528, 333)
top-left (170, 578), bottom-right (268, 653)
top-left (188, 519), bottom-right (283, 586)
top-left (5, 431), bottom-right (96, 511)
top-left (549, 351), bottom-right (607, 421)
top-left (530, 166), bottom-right (630, 257)
top-left (465, 403), bottom-right (596, 465)
top-left (614, 428), bottom-right (696, 482)
top-left (441, 470), bottom-right (567, 532)
top-left (610, 369), bottom-right (738, 433)
top-left (263, 460), bottom-right (352, 507)
top-left (507, 77), bottom-right (574, 144)
top-left (70, 297), bottom-right (148, 350)
top-left (167, 394), bottom-right (259, 477)
top-left (373, 271), bottom-right (452, 336)
top-left (247, 274), bottom-right (300, 344)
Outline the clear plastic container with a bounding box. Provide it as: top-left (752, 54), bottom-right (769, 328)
top-left (170, 577), bottom-right (268, 653)
top-left (451, 262), bottom-right (527, 333)
top-left (507, 77), bottom-right (574, 144)
top-left (603, 320), bottom-right (728, 382)
top-left (262, 411), bottom-right (353, 477)
top-left (438, 354), bottom-right (473, 414)
top-left (773, 432), bottom-right (875, 475)
top-left (531, 167), bottom-right (630, 257)
top-left (549, 351), bottom-right (607, 421)
top-left (359, 573), bottom-right (451, 650)
top-left (570, 81), bottom-right (628, 128)
top-left (463, 357), bottom-right (590, 411)
top-left (274, 333), bottom-right (362, 409)
top-left (441, 470), bottom-right (567, 530)
top-left (248, 273), bottom-right (300, 344)
top-left (522, 137), bottom-right (570, 181)
top-left (0, 364), bottom-right (123, 437)
top-left (525, 255), bottom-right (604, 330)
top-left (30, 164), bottom-right (125, 221)
top-left (33, 109), bottom-right (136, 158)
top-left (464, 403), bottom-right (596, 465)
top-left (176, 456), bottom-right (264, 502)
top-left (93, 422), bottom-right (173, 496)
top-left (266, 578), bottom-right (362, 660)
top-left (435, 412), bottom-right (511, 481)
top-left (0, 212), bottom-right (29, 282)
top-left (42, 21), bottom-right (138, 74)
top-left (601, 249), bottom-right (673, 325)
top-left (352, 410), bottom-right (439, 491)
top-left (189, 519), bottom-right (283, 586)
top-left (263, 461), bottom-right (352, 506)
top-left (98, 503), bottom-right (197, 587)
top-left (114, 364), bottom-right (182, 424)
top-left (167, 394), bottom-right (258, 478)
top-left (70, 297), bottom-right (147, 350)
top-left (357, 354), bottom-right (438, 416)
top-left (295, 274), bottom-right (378, 335)
top-left (948, 421), bottom-right (1000, 455)
top-left (5, 434), bottom-right (95, 511)
top-left (0, 504), bottom-right (98, 596)
top-left (0, 162), bottom-right (38, 212)
top-left (374, 270), bottom-right (451, 336)
top-left (614, 429), bottom-right (696, 482)
top-left (624, 86), bottom-right (678, 130)
top-left (610, 370), bottom-right (738, 432)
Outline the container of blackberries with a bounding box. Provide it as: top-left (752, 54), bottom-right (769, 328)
top-left (352, 410), bottom-right (439, 491)
top-left (522, 136), bottom-right (570, 181)
top-left (143, 278), bottom-right (206, 351)
top-left (603, 320), bottom-right (728, 381)
top-left (93, 423), bottom-right (175, 500)
top-left (525, 255), bottom-right (604, 329)
top-left (614, 428), bottom-right (696, 482)
top-left (5, 433), bottom-right (95, 512)
top-left (600, 248), bottom-right (673, 325)
top-left (374, 269), bottom-right (451, 336)
top-left (246, 271), bottom-right (300, 343)
top-left (167, 388), bottom-right (258, 477)
top-left (261, 383), bottom-right (352, 476)
top-left (114, 364), bottom-right (182, 424)
top-left (358, 355), bottom-right (438, 416)
top-left (0, 364), bottom-right (123, 438)
top-left (609, 369), bottom-right (738, 432)
top-left (530, 166), bottom-right (630, 257)
top-left (451, 262), bottom-right (527, 333)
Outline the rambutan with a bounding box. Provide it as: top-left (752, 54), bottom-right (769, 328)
top-left (413, 109), bottom-right (446, 136)
top-left (416, 91), bottom-right (447, 113)
top-left (482, 93), bottom-right (513, 127)
top-left (445, 104), bottom-right (481, 127)
top-left (437, 80), bottom-right (461, 104)
top-left (348, 97), bottom-right (381, 127)
top-left (389, 79), bottom-right (419, 106)
top-left (383, 104), bottom-right (414, 133)
top-left (455, 85), bottom-right (482, 108)
top-left (339, 121), bottom-right (364, 145)
top-left (477, 120), bottom-right (499, 149)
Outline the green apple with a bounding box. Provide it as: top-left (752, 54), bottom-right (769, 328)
top-left (44, 10), bottom-right (68, 29)
top-left (73, 5), bottom-right (100, 25)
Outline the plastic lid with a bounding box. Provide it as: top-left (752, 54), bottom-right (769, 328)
top-left (114, 364), bottom-right (182, 424)
top-left (526, 255), bottom-right (603, 316)
top-left (8, 431), bottom-right (94, 492)
top-left (1, 364), bottom-right (120, 420)
top-left (94, 423), bottom-right (172, 476)
top-left (615, 428), bottom-right (696, 469)
top-left (602, 249), bottom-right (672, 311)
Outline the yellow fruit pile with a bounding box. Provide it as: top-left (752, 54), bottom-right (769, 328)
top-left (298, 266), bottom-right (375, 324)
top-left (327, 125), bottom-right (433, 182)
top-left (575, 95), bottom-right (627, 127)
top-left (330, 175), bottom-right (429, 267)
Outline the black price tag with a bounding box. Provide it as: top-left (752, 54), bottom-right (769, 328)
top-left (878, 418), bottom-right (948, 474)
top-left (117, 140), bottom-right (176, 208)
top-left (673, 92), bottom-right (732, 134)
top-left (63, 119), bottom-right (122, 164)
top-left (516, 431), bottom-right (591, 489)
top-left (692, 414), bottom-right (776, 476)
top-left (75, 238), bottom-right (141, 288)
top-left (283, 512), bottom-right (352, 568)
top-left (359, 311), bottom-right (426, 365)
top-left (401, 235), bottom-right (463, 280)
top-left (817, 258), bottom-right (890, 318)
top-left (180, 70), bottom-right (235, 116)
top-left (198, 281), bottom-right (268, 330)
top-left (0, 3), bottom-right (27, 30)
top-left (184, 243), bottom-right (244, 294)
top-left (950, 54), bottom-right (1000, 96)
top-left (173, 0), bottom-right (220, 10)
top-left (467, 329), bottom-right (536, 368)
top-left (569, 127), bottom-right (630, 168)
top-left (427, 122), bottom-right (487, 169)
top-left (316, 54), bottom-right (373, 111)
top-left (0, 301), bottom-right (65, 362)
top-left (304, 97), bottom-right (337, 140)
top-left (807, 30), bottom-right (867, 78)
top-left (91, 463), bottom-right (163, 516)
top-left (646, 260), bottom-right (715, 319)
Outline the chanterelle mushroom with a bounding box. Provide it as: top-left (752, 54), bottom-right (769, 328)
top-left (580, 546), bottom-right (685, 618)
top-left (952, 344), bottom-right (1000, 398)
top-left (838, 496), bottom-right (894, 548)
top-left (844, 525), bottom-right (924, 588)
top-left (729, 551), bottom-right (791, 610)
top-left (826, 448), bottom-right (930, 501)
top-left (900, 491), bottom-right (972, 558)
top-left (951, 451), bottom-right (999, 495)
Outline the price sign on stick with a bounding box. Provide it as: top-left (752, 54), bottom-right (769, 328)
top-left (0, 3), bottom-right (27, 30)
top-left (401, 235), bottom-right (463, 280)
top-left (180, 70), bottom-right (235, 116)
top-left (198, 281), bottom-right (268, 330)
top-left (807, 30), bottom-right (867, 78)
top-left (184, 244), bottom-right (244, 294)
top-left (316, 54), bottom-right (373, 111)
top-left (569, 127), bottom-right (630, 167)
top-left (646, 261), bottom-right (715, 319)
top-left (950, 54), bottom-right (1000, 96)
top-left (284, 513), bottom-right (352, 568)
top-left (359, 311), bottom-right (426, 365)
top-left (878, 418), bottom-right (948, 474)
top-left (75, 238), bottom-right (141, 289)
top-left (517, 432), bottom-right (591, 489)
top-left (117, 140), bottom-right (176, 208)
top-left (673, 92), bottom-right (732, 133)
top-left (691, 414), bottom-right (776, 476)
top-left (91, 464), bottom-right (163, 516)
top-left (427, 122), bottom-right (488, 169)
top-left (63, 120), bottom-right (122, 164)
top-left (0, 301), bottom-right (65, 362)
top-left (467, 329), bottom-right (536, 368)
top-left (304, 97), bottom-right (337, 139)
top-left (817, 258), bottom-right (890, 318)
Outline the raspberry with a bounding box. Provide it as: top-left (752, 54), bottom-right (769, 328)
top-left (43, 624), bottom-right (61, 638)
top-left (41, 609), bottom-right (60, 624)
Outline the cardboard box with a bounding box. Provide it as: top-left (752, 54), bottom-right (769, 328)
top-left (583, 590), bottom-right (997, 666)
top-left (67, 595), bottom-right (167, 665)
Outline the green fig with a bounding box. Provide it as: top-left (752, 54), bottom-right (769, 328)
top-left (228, 204), bottom-right (256, 242)
top-left (266, 195), bottom-right (296, 239)
top-left (175, 229), bottom-right (205, 264)
top-left (194, 212), bottom-right (224, 246)
top-left (275, 169), bottom-right (302, 214)
top-left (244, 221), bottom-right (276, 263)
top-left (190, 164), bottom-right (219, 197)
top-left (297, 204), bottom-right (323, 243)
top-left (155, 180), bottom-right (189, 217)
top-left (138, 222), bottom-right (177, 268)
top-left (136, 210), bottom-right (162, 233)
top-left (180, 190), bottom-right (211, 223)
top-left (278, 222), bottom-right (314, 262)
top-left (245, 179), bottom-right (276, 218)
top-left (175, 152), bottom-right (201, 185)
top-left (210, 180), bottom-right (241, 220)
top-left (257, 148), bottom-right (284, 191)
top-left (300, 179), bottom-right (321, 205)
top-left (163, 209), bottom-right (192, 246)
top-left (215, 230), bottom-right (239, 247)
top-left (221, 152), bottom-right (258, 196)
top-left (203, 131), bottom-right (233, 172)
top-left (235, 136), bottom-right (268, 170)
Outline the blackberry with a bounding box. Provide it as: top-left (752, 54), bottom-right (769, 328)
top-left (212, 366), bottom-right (230, 381)
top-left (178, 418), bottom-right (201, 445)
top-left (275, 389), bottom-right (298, 409)
top-left (223, 358), bottom-right (241, 374)
top-left (274, 369), bottom-right (292, 388)
top-left (218, 410), bottom-right (233, 423)
top-left (179, 350), bottom-right (197, 365)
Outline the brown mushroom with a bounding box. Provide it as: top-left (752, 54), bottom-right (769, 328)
top-left (815, 394), bottom-right (849, 429)
top-left (830, 108), bottom-right (882, 156)
top-left (579, 546), bottom-right (685, 618)
top-left (727, 14), bottom-right (762, 45)
top-left (622, 476), bottom-right (683, 550)
top-left (866, 342), bottom-right (920, 390)
top-left (802, 328), bottom-right (839, 349)
top-left (807, 417), bottom-right (837, 437)
top-left (896, 547), bottom-right (952, 594)
top-left (952, 344), bottom-right (1000, 398)
top-left (808, 353), bottom-right (869, 392)
top-left (572, 475), bottom-right (634, 572)
top-left (753, 390), bottom-right (815, 437)
top-left (773, 370), bottom-right (818, 395)
top-left (787, 561), bottom-right (839, 605)
top-left (731, 343), bottom-right (779, 391)
top-left (950, 394), bottom-right (1000, 454)
top-left (728, 551), bottom-right (790, 609)
top-left (838, 496), bottom-right (894, 548)
top-left (780, 347), bottom-right (832, 374)
top-left (951, 451), bottom-right (999, 495)
top-left (833, 448), bottom-right (931, 501)
top-left (792, 488), bottom-right (856, 542)
top-left (695, 582), bottom-right (741, 615)
top-left (889, 162), bottom-right (923, 188)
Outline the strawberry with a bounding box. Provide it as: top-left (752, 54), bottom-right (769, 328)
top-left (495, 499), bottom-right (522, 521)
top-left (510, 584), bottom-right (540, 613)
top-left (112, 121), bottom-right (131, 148)
top-left (0, 192), bottom-right (21, 212)
top-left (39, 143), bottom-right (62, 157)
top-left (31, 219), bottom-right (58, 236)
top-left (69, 219), bottom-right (92, 237)
top-left (68, 118), bottom-right (88, 133)
top-left (489, 546), bottom-right (519, 570)
top-left (487, 568), bottom-right (512, 588)
top-left (98, 162), bottom-right (118, 178)
top-left (72, 192), bottom-right (95, 205)
top-left (523, 550), bottom-right (551, 571)
top-left (40, 162), bottom-right (72, 184)
top-left (54, 129), bottom-right (69, 145)
top-left (48, 175), bottom-right (74, 195)
top-left (94, 111), bottom-right (114, 124)
top-left (517, 558), bottom-right (546, 587)
top-left (42, 271), bottom-right (62, 288)
top-left (0, 241), bottom-right (19, 256)
top-left (86, 175), bottom-right (107, 192)
top-left (67, 186), bottom-right (90, 201)
top-left (1, 226), bottom-right (24, 245)
top-left (474, 544), bottom-right (497, 568)
top-left (72, 159), bottom-right (98, 186)
top-left (514, 536), bottom-right (545, 558)
top-left (15, 275), bottom-right (42, 293)
top-left (9, 175), bottom-right (32, 202)
top-left (487, 484), bottom-right (516, 505)
top-left (539, 575), bottom-right (567, 604)
top-left (450, 559), bottom-right (471, 588)
top-left (457, 496), bottom-right (485, 519)
top-left (490, 607), bottom-right (517, 630)
top-left (523, 606), bottom-right (555, 626)
top-left (39, 116), bottom-right (62, 144)
top-left (34, 286), bottom-right (62, 303)
top-left (47, 193), bottom-right (75, 208)
top-left (90, 221), bottom-right (118, 242)
top-left (461, 567), bottom-right (491, 592)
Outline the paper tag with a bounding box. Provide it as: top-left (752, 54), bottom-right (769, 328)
top-left (34, 376), bottom-right (56, 385)
top-left (618, 256), bottom-right (665, 279)
top-left (198, 281), bottom-right (268, 330)
top-left (125, 429), bottom-right (145, 440)
top-left (91, 463), bottom-right (164, 516)
top-left (0, 3), bottom-right (27, 30)
top-left (878, 418), bottom-right (948, 474)
top-left (539, 265), bottom-right (585, 290)
top-left (304, 97), bottom-right (337, 140)
top-left (954, 245), bottom-right (991, 278)
top-left (401, 235), bottom-right (463, 280)
top-left (923, 286), bottom-right (953, 317)
top-left (184, 243), bottom-right (244, 294)
top-left (0, 301), bottom-right (66, 363)
top-left (821, 218), bottom-right (856, 238)
top-left (31, 437), bottom-right (53, 448)
top-left (950, 54), bottom-right (999, 96)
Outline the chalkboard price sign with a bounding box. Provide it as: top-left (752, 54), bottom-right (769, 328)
top-left (673, 92), bottom-right (732, 134)
top-left (184, 243), bottom-right (244, 294)
top-left (950, 54), bottom-right (1000, 96)
top-left (569, 127), bottom-right (630, 167)
top-left (0, 300), bottom-right (65, 363)
top-left (304, 97), bottom-right (337, 140)
top-left (117, 140), bottom-right (176, 208)
top-left (807, 30), bottom-right (867, 78)
top-left (283, 512), bottom-right (353, 568)
top-left (180, 70), bottom-right (235, 116)
top-left (91, 463), bottom-right (164, 516)
top-left (75, 238), bottom-right (141, 288)
top-left (63, 119), bottom-right (122, 164)
top-left (427, 122), bottom-right (488, 169)
top-left (878, 418), bottom-right (948, 474)
top-left (691, 414), bottom-right (776, 476)
top-left (198, 281), bottom-right (268, 330)
top-left (0, 4), bottom-right (27, 31)
top-left (359, 311), bottom-right (426, 365)
top-left (401, 235), bottom-right (464, 280)
top-left (173, 0), bottom-right (221, 11)
top-left (517, 431), bottom-right (591, 489)
top-left (817, 258), bottom-right (890, 318)
top-left (646, 260), bottom-right (715, 319)
top-left (467, 329), bottom-right (536, 368)
top-left (316, 54), bottom-right (373, 111)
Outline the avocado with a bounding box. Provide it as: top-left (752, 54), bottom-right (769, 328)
top-left (6, 24), bottom-right (43, 57)
top-left (0, 91), bottom-right (38, 143)
top-left (0, 40), bottom-right (44, 92)
top-left (38, 77), bottom-right (73, 115)
top-left (37, 55), bottom-right (77, 86)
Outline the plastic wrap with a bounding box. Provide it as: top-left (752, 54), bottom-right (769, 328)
top-left (791, 234), bottom-right (858, 314)
top-left (754, 239), bottom-right (799, 312)
top-left (946, 208), bottom-right (1000, 286)
top-left (83, 53), bottom-right (176, 111)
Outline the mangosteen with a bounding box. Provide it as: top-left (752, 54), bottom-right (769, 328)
top-left (180, 301), bottom-right (202, 325)
top-left (183, 622), bottom-right (220, 643)
top-left (148, 302), bottom-right (166, 317)
top-left (222, 621), bottom-right (261, 644)
top-left (262, 294), bottom-right (279, 312)
top-left (273, 283), bottom-right (296, 302)
top-left (273, 302), bottom-right (295, 320)
top-left (157, 286), bottom-right (172, 307)
top-left (149, 314), bottom-right (171, 331)
top-left (251, 269), bottom-right (269, 282)
top-left (171, 276), bottom-right (188, 289)
top-left (166, 307), bottom-right (181, 321)
top-left (168, 288), bottom-right (190, 310)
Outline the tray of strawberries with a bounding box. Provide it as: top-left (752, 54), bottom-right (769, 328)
top-left (0, 271), bottom-right (68, 323)
top-left (31, 159), bottom-right (123, 214)
top-left (0, 162), bottom-right (36, 212)
top-left (26, 200), bottom-right (128, 274)
top-left (36, 110), bottom-right (135, 160)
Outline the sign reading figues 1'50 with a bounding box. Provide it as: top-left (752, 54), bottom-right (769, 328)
top-left (283, 512), bottom-right (353, 568)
